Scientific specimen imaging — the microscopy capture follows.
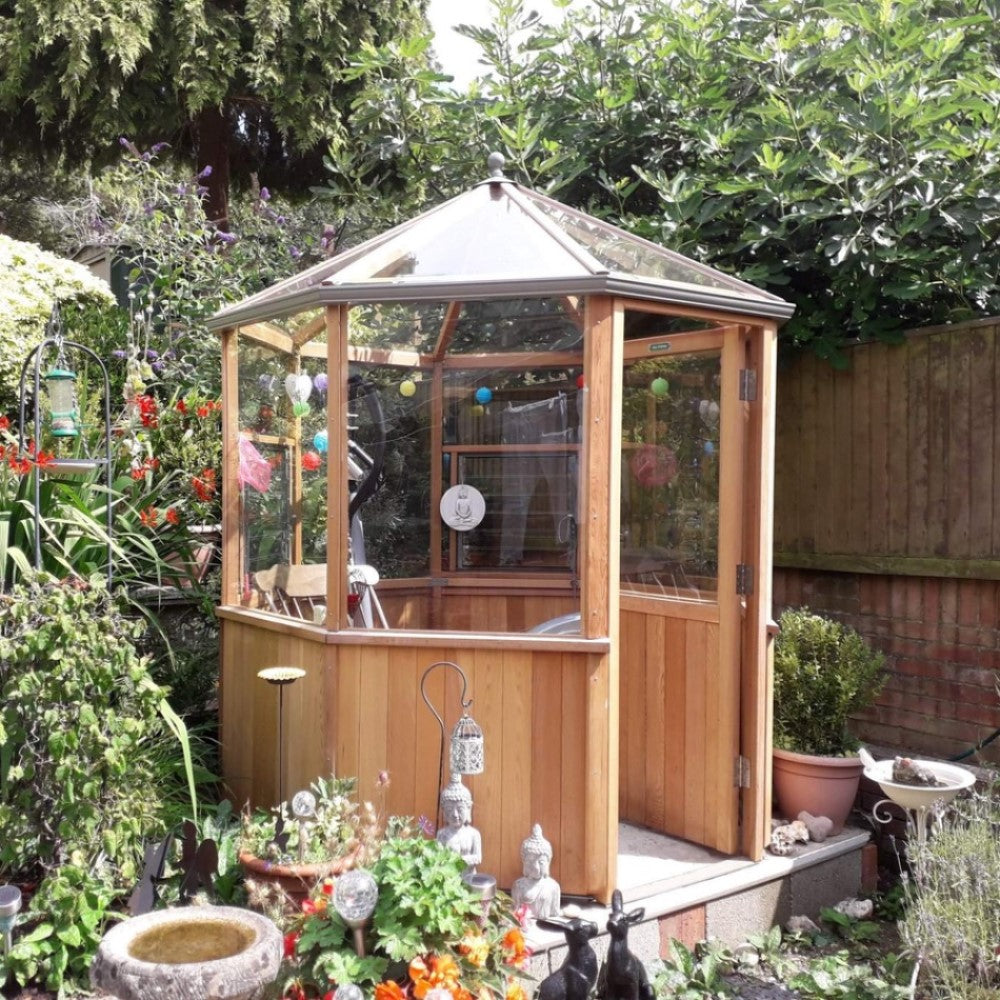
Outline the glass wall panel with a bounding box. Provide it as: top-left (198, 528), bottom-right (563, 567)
top-left (347, 299), bottom-right (583, 633)
top-left (620, 352), bottom-right (721, 600)
top-left (236, 319), bottom-right (328, 620)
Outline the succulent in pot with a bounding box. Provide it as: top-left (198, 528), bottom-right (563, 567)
top-left (239, 775), bottom-right (382, 907)
top-left (772, 608), bottom-right (887, 832)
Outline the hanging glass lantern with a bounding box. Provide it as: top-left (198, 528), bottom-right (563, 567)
top-left (450, 710), bottom-right (485, 775)
top-left (44, 365), bottom-right (79, 437)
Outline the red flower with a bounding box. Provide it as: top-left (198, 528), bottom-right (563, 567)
top-left (33, 450), bottom-right (55, 469)
top-left (192, 468), bottom-right (217, 502)
top-left (324, 992), bottom-right (335, 1000)
top-left (321, 878), bottom-right (335, 896)
top-left (139, 506), bottom-right (159, 527)
top-left (302, 450), bottom-right (322, 471)
top-left (7, 454), bottom-right (31, 475)
top-left (131, 457), bottom-right (160, 480)
top-left (283, 931), bottom-right (299, 959)
top-left (175, 398), bottom-right (188, 414)
top-left (0, 415), bottom-right (9, 431)
top-left (136, 394), bottom-right (159, 428)
top-left (197, 405), bottom-right (210, 418)
top-left (165, 507), bottom-right (180, 525)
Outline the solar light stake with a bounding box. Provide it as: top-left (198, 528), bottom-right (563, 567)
top-left (258, 667), bottom-right (306, 806)
top-left (0, 885), bottom-right (22, 963)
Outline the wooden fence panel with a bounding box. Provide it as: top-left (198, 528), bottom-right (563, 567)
top-left (774, 318), bottom-right (1000, 576)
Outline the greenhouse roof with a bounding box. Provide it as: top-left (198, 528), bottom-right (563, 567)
top-left (209, 157), bottom-right (793, 330)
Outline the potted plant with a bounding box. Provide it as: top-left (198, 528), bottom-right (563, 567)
top-left (239, 775), bottom-right (382, 906)
top-left (279, 824), bottom-right (529, 1000)
top-left (772, 608), bottom-right (887, 833)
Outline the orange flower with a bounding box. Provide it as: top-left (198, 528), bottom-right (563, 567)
top-left (165, 507), bottom-right (180, 525)
top-left (502, 928), bottom-right (529, 969)
top-left (33, 450), bottom-right (55, 469)
top-left (375, 981), bottom-right (407, 1000)
top-left (410, 954), bottom-right (461, 999)
top-left (139, 505), bottom-right (159, 527)
top-left (458, 929), bottom-right (489, 968)
top-left (0, 415), bottom-right (9, 431)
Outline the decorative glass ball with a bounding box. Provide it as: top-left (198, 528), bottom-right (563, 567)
top-left (650, 377), bottom-right (669, 397)
top-left (313, 429), bottom-right (329, 453)
top-left (400, 379), bottom-right (417, 397)
top-left (333, 870), bottom-right (378, 926)
top-left (474, 386), bottom-right (493, 405)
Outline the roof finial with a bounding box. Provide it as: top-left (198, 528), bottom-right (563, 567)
top-left (487, 151), bottom-right (506, 179)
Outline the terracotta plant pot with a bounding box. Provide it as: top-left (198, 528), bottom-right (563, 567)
top-left (238, 850), bottom-right (356, 908)
top-left (772, 748), bottom-right (863, 834)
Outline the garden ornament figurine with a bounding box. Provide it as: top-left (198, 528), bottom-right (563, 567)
top-left (436, 773), bottom-right (482, 871)
top-left (536, 915), bottom-right (599, 1000)
top-left (597, 890), bottom-right (654, 1000)
top-left (511, 823), bottom-right (561, 921)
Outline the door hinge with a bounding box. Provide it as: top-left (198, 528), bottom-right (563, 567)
top-left (734, 754), bottom-right (752, 789)
top-left (736, 563), bottom-right (754, 596)
top-left (739, 368), bottom-right (758, 402)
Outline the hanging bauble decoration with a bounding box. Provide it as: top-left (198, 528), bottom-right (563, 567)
top-left (471, 404), bottom-right (485, 418)
top-left (284, 373), bottom-right (313, 405)
top-left (630, 443), bottom-right (679, 489)
top-left (302, 451), bottom-right (322, 471)
top-left (474, 386), bottom-right (493, 405)
top-left (400, 379), bottom-right (417, 398)
top-left (576, 374), bottom-right (585, 390)
top-left (292, 400), bottom-right (311, 418)
top-left (704, 440), bottom-right (715, 456)
top-left (650, 377), bottom-right (670, 398)
top-left (313, 429), bottom-right (329, 453)
top-left (313, 373), bottom-right (328, 393)
top-left (699, 398), bottom-right (720, 428)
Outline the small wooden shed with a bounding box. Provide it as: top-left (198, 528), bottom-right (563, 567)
top-left (208, 158), bottom-right (792, 902)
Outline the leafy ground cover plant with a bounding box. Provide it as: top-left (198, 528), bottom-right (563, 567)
top-left (279, 826), bottom-right (529, 1000)
top-left (0, 570), bottom-right (199, 993)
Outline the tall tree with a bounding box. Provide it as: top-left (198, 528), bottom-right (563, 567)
top-left (0, 0), bottom-right (429, 227)
top-left (336, 0), bottom-right (1000, 360)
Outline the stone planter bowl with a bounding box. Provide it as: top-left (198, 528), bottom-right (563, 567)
top-left (91, 905), bottom-right (281, 1000)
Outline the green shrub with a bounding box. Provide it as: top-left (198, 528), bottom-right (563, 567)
top-left (902, 786), bottom-right (1000, 998)
top-left (773, 608), bottom-right (886, 757)
top-left (0, 570), bottom-right (190, 992)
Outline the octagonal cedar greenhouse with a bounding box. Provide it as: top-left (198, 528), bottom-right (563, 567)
top-left (209, 158), bottom-right (793, 903)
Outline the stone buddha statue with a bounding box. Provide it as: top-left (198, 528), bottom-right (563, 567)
top-left (511, 824), bottom-right (561, 922)
top-left (435, 774), bottom-right (482, 872)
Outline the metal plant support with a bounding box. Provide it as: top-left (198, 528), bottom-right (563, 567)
top-left (420, 660), bottom-right (485, 822)
top-left (17, 305), bottom-right (113, 586)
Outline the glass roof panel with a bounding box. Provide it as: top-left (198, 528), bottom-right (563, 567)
top-left (448, 298), bottom-right (583, 353)
top-left (522, 189), bottom-right (779, 299)
top-left (332, 185), bottom-right (589, 282)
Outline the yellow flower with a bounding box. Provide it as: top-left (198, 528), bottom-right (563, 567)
top-left (458, 929), bottom-right (490, 968)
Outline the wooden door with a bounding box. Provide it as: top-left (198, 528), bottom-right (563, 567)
top-left (618, 326), bottom-right (745, 854)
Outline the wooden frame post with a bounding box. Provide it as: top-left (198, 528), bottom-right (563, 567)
top-left (580, 295), bottom-right (622, 901)
top-left (325, 305), bottom-right (350, 630)
top-left (220, 326), bottom-right (241, 607)
top-left (740, 321), bottom-right (778, 859)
